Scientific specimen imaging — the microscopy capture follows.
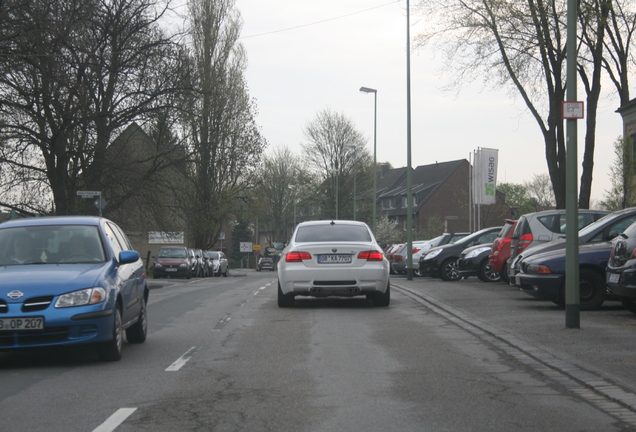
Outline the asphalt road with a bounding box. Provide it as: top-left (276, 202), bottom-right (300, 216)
top-left (1, 270), bottom-right (636, 431)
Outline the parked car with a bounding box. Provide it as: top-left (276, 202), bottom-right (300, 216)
top-left (153, 245), bottom-right (192, 279)
top-left (385, 243), bottom-right (404, 275)
top-left (419, 226), bottom-right (501, 281)
top-left (0, 216), bottom-right (148, 361)
top-left (515, 241), bottom-right (613, 310)
top-left (507, 209), bottom-right (610, 282)
top-left (208, 251), bottom-right (228, 277)
top-left (606, 219), bottom-right (636, 314)
top-left (274, 220), bottom-right (390, 307)
top-left (458, 243), bottom-right (500, 282)
top-left (257, 257), bottom-right (275, 271)
top-left (187, 248), bottom-right (199, 277)
top-left (509, 208), bottom-right (636, 284)
top-left (487, 219), bottom-right (517, 283)
top-left (192, 248), bottom-right (205, 277)
top-left (391, 241), bottom-right (431, 275)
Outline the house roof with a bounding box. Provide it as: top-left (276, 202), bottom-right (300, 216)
top-left (377, 159), bottom-right (468, 215)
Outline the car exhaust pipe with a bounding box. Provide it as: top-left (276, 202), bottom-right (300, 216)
top-left (310, 287), bottom-right (323, 294)
top-left (347, 287), bottom-right (360, 294)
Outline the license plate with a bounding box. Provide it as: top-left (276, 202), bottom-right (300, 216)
top-left (0, 316), bottom-right (44, 331)
top-left (165, 268), bottom-right (177, 272)
top-left (318, 254), bottom-right (352, 264)
top-left (608, 272), bottom-right (620, 284)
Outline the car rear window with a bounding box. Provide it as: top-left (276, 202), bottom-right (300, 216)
top-left (295, 224), bottom-right (372, 243)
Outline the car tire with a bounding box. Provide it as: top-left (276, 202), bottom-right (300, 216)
top-left (372, 283), bottom-right (391, 307)
top-left (440, 258), bottom-right (460, 281)
top-left (500, 270), bottom-right (510, 284)
top-left (619, 296), bottom-right (636, 314)
top-left (223, 268), bottom-right (228, 277)
top-left (478, 259), bottom-right (501, 283)
top-left (278, 282), bottom-right (294, 307)
top-left (97, 307), bottom-right (123, 362)
top-left (126, 297), bottom-right (147, 344)
top-left (186, 269), bottom-right (192, 279)
top-left (554, 269), bottom-right (606, 310)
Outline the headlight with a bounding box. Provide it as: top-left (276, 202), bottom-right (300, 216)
top-left (179, 263), bottom-right (188, 268)
top-left (465, 246), bottom-right (491, 259)
top-left (423, 249), bottom-right (442, 260)
top-left (55, 287), bottom-right (107, 308)
top-left (154, 262), bottom-right (163, 268)
top-left (526, 264), bottom-right (551, 274)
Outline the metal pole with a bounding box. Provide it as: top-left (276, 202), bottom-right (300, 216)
top-left (353, 172), bottom-right (357, 220)
top-left (372, 92), bottom-right (377, 234)
top-left (406, 0), bottom-right (414, 280)
top-left (565, 0), bottom-right (580, 328)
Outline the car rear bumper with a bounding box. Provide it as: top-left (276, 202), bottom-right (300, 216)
top-left (517, 273), bottom-right (563, 299)
top-left (279, 268), bottom-right (389, 297)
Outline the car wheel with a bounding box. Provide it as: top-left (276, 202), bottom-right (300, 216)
top-left (278, 282), bottom-right (294, 307)
top-left (579, 269), bottom-right (607, 310)
top-left (186, 269), bottom-right (192, 279)
top-left (126, 297), bottom-right (147, 344)
top-left (478, 259), bottom-right (501, 283)
top-left (223, 268), bottom-right (228, 277)
top-left (98, 307), bottom-right (123, 361)
top-left (619, 296), bottom-right (636, 314)
top-left (500, 270), bottom-right (510, 284)
top-left (440, 258), bottom-right (460, 281)
top-left (372, 283), bottom-right (391, 307)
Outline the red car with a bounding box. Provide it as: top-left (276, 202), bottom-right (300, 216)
top-left (487, 220), bottom-right (517, 283)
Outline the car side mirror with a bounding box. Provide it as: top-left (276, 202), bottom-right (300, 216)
top-left (377, 241), bottom-right (387, 249)
top-left (273, 242), bottom-right (285, 250)
top-left (120, 250), bottom-right (140, 264)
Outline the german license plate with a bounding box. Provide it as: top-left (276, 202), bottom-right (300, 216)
top-left (607, 272), bottom-right (620, 284)
top-left (318, 254), bottom-right (352, 264)
top-left (0, 316), bottom-right (44, 331)
top-left (165, 268), bottom-right (177, 272)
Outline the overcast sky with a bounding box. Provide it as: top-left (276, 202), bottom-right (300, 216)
top-left (229, 0), bottom-right (621, 203)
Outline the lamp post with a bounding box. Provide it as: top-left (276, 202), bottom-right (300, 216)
top-left (288, 185), bottom-right (297, 227)
top-left (359, 86), bottom-right (377, 234)
top-left (405, 0), bottom-right (414, 280)
top-left (328, 169), bottom-right (338, 219)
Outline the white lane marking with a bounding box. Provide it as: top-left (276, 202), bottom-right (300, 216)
top-left (213, 316), bottom-right (232, 330)
top-left (92, 408), bottom-right (137, 432)
top-left (166, 347), bottom-right (197, 372)
top-left (253, 285), bottom-right (269, 296)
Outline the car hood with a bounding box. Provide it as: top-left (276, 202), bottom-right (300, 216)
top-left (0, 263), bottom-right (110, 300)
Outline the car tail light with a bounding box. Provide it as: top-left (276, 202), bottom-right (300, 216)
top-left (358, 250), bottom-right (384, 261)
top-left (412, 247), bottom-right (421, 253)
top-left (394, 255), bottom-right (403, 262)
top-left (517, 233), bottom-right (533, 253)
top-left (286, 251), bottom-right (311, 262)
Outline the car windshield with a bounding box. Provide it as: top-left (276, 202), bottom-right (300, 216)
top-left (294, 224), bottom-right (372, 243)
top-left (209, 252), bottom-right (219, 259)
top-left (158, 248), bottom-right (186, 258)
top-left (0, 225), bottom-right (106, 265)
top-left (427, 235), bottom-right (445, 247)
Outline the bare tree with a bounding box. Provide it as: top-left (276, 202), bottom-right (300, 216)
top-left (414, 0), bottom-right (634, 209)
top-left (184, 0), bottom-right (267, 249)
top-left (302, 109), bottom-right (371, 220)
top-left (524, 173), bottom-right (556, 209)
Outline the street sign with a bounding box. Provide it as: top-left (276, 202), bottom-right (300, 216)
top-left (253, 245), bottom-right (261, 251)
top-left (77, 191), bottom-right (101, 198)
top-left (240, 242), bottom-right (252, 252)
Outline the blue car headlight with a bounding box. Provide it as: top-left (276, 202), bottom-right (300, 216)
top-left (55, 287), bottom-right (107, 308)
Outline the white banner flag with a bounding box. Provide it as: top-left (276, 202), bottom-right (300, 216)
top-left (473, 148), bottom-right (498, 205)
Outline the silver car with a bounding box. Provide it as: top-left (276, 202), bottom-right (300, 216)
top-left (208, 251), bottom-right (228, 277)
top-left (507, 209), bottom-right (609, 282)
top-left (275, 220), bottom-right (390, 308)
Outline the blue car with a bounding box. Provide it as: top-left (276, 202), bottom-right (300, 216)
top-left (0, 216), bottom-right (148, 361)
top-left (515, 242), bottom-right (613, 310)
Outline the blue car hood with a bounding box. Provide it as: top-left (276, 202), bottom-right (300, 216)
top-left (0, 263), bottom-right (110, 300)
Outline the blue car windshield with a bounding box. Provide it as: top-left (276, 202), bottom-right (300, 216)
top-left (0, 225), bottom-right (106, 265)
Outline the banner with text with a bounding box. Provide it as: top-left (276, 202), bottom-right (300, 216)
top-left (473, 148), bottom-right (499, 205)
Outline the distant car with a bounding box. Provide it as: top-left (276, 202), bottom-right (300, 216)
top-left (275, 220), bottom-right (390, 307)
top-left (192, 248), bottom-right (205, 277)
top-left (487, 220), bottom-right (517, 283)
top-left (509, 208), bottom-right (635, 283)
top-left (153, 246), bottom-right (192, 279)
top-left (516, 242), bottom-right (613, 310)
top-left (257, 257), bottom-right (275, 271)
top-left (507, 209), bottom-right (609, 282)
top-left (606, 219), bottom-right (636, 314)
top-left (208, 251), bottom-right (228, 277)
top-left (187, 248), bottom-right (199, 277)
top-left (391, 241), bottom-right (431, 275)
top-left (0, 216), bottom-right (148, 361)
top-left (458, 243), bottom-right (500, 282)
top-left (419, 227), bottom-right (501, 281)
top-left (385, 243), bottom-right (404, 275)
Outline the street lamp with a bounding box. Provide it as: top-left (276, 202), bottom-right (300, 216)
top-left (288, 185), bottom-right (297, 227)
top-left (328, 169), bottom-right (338, 219)
top-left (359, 86), bottom-right (377, 234)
